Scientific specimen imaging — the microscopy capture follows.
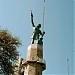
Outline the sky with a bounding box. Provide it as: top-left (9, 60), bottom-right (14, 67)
top-left (0, 0), bottom-right (74, 75)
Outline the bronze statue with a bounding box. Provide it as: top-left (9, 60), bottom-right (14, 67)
top-left (31, 11), bottom-right (45, 45)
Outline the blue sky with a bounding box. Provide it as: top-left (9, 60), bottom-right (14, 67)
top-left (0, 0), bottom-right (74, 75)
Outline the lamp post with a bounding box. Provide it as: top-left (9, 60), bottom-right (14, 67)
top-left (67, 58), bottom-right (69, 75)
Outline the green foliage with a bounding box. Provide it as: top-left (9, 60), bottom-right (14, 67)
top-left (0, 29), bottom-right (21, 75)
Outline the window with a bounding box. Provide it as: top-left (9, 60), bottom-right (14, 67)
top-left (21, 71), bottom-right (24, 75)
top-left (38, 73), bottom-right (39, 75)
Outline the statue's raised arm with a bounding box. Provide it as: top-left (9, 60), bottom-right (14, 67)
top-left (30, 11), bottom-right (45, 45)
top-left (31, 11), bottom-right (35, 27)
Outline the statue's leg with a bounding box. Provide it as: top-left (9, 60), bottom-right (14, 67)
top-left (31, 38), bottom-right (34, 44)
top-left (33, 39), bottom-right (34, 44)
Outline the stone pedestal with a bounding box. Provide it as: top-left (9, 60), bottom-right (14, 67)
top-left (27, 44), bottom-right (43, 61)
top-left (23, 44), bottom-right (46, 75)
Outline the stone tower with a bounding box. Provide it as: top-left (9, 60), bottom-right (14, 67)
top-left (22, 11), bottom-right (46, 75)
top-left (14, 11), bottom-right (46, 75)
top-left (22, 44), bottom-right (46, 75)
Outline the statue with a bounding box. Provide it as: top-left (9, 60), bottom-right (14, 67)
top-left (31, 11), bottom-right (45, 45)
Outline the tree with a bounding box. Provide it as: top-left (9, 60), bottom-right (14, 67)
top-left (0, 29), bottom-right (21, 75)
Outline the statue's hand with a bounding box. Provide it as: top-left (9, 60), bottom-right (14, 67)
top-left (31, 11), bottom-right (33, 17)
top-left (43, 31), bottom-right (45, 34)
top-left (42, 31), bottom-right (45, 36)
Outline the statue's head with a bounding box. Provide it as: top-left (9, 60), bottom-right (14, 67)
top-left (37, 24), bottom-right (41, 28)
top-left (40, 37), bottom-right (43, 40)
